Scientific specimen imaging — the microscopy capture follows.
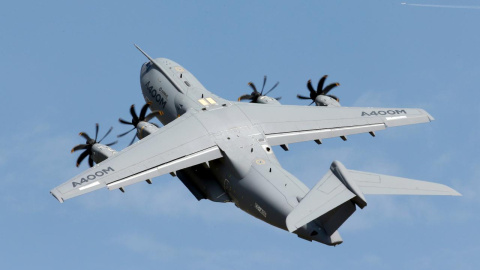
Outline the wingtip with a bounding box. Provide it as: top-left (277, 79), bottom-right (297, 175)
top-left (50, 189), bottom-right (64, 203)
top-left (419, 109), bottom-right (435, 121)
top-left (442, 183), bottom-right (462, 196)
top-left (451, 189), bottom-right (462, 196)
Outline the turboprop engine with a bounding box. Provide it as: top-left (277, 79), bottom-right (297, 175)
top-left (238, 76), bottom-right (282, 105)
top-left (118, 103), bottom-right (160, 145)
top-left (71, 124), bottom-right (118, 167)
top-left (297, 75), bottom-right (341, 107)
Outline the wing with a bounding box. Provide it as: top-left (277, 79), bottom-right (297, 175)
top-left (235, 103), bottom-right (434, 146)
top-left (50, 111), bottom-right (222, 203)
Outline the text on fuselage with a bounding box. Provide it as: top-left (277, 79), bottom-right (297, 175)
top-left (145, 81), bottom-right (167, 109)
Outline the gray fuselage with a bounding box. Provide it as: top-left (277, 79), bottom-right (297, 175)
top-left (138, 58), bottom-right (338, 245)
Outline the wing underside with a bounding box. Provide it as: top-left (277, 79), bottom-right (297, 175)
top-left (51, 112), bottom-right (223, 203)
top-left (52, 103), bottom-right (436, 203)
top-left (236, 103), bottom-right (434, 146)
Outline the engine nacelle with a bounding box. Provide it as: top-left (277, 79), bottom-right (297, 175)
top-left (136, 121), bottom-right (159, 140)
top-left (315, 95), bottom-right (341, 107)
top-left (256, 96), bottom-right (281, 105)
top-left (91, 144), bottom-right (117, 164)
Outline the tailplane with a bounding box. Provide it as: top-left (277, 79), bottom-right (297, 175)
top-left (286, 161), bottom-right (460, 245)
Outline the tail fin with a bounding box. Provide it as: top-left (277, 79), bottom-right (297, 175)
top-left (286, 161), bottom-right (460, 239)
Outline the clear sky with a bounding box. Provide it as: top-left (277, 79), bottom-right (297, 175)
top-left (1, 1), bottom-right (479, 269)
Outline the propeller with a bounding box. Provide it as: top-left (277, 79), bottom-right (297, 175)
top-left (297, 75), bottom-right (340, 105)
top-left (238, 76), bottom-right (281, 103)
top-left (71, 123), bottom-right (117, 167)
top-left (118, 103), bottom-right (157, 145)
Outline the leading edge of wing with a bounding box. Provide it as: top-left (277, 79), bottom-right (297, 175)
top-left (50, 112), bottom-right (222, 203)
top-left (236, 104), bottom-right (434, 146)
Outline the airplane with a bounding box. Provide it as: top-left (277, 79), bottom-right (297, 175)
top-left (51, 45), bottom-right (460, 246)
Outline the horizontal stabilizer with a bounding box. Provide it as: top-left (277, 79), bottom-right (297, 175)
top-left (348, 170), bottom-right (461, 196)
top-left (286, 161), bottom-right (461, 234)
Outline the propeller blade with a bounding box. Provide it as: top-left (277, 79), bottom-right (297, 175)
top-left (119, 118), bottom-right (133, 125)
top-left (248, 82), bottom-right (258, 94)
top-left (307, 80), bottom-right (316, 97)
top-left (117, 127), bottom-right (135, 138)
top-left (261, 75), bottom-right (267, 95)
top-left (130, 104), bottom-right (139, 124)
top-left (275, 97), bottom-right (282, 101)
top-left (238, 94), bottom-right (254, 101)
top-left (94, 123), bottom-right (99, 141)
top-left (263, 81), bottom-right (279, 96)
top-left (129, 133), bottom-right (137, 146)
top-left (79, 132), bottom-right (92, 141)
top-left (297, 94), bottom-right (311, 100)
top-left (322, 83), bottom-right (340, 95)
top-left (145, 111), bottom-right (161, 122)
top-left (71, 144), bottom-right (89, 153)
top-left (139, 103), bottom-right (150, 120)
top-left (106, 140), bottom-right (118, 147)
top-left (76, 149), bottom-right (90, 167)
top-left (317, 75), bottom-right (328, 95)
top-left (98, 126), bottom-right (113, 143)
top-left (309, 101), bottom-right (315, 106)
top-left (88, 156), bottom-right (94, 167)
top-left (327, 94), bottom-right (340, 102)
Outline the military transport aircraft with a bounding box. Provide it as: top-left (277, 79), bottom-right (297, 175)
top-left (51, 45), bottom-right (460, 246)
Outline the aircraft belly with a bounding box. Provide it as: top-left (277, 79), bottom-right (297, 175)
top-left (206, 129), bottom-right (309, 230)
top-left (180, 105), bottom-right (311, 230)
top-left (236, 170), bottom-right (292, 229)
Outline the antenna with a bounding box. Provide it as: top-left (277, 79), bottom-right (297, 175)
top-left (134, 44), bottom-right (184, 94)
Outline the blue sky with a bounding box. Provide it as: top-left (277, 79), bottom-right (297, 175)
top-left (1, 1), bottom-right (479, 269)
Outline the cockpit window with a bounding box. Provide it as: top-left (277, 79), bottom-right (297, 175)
top-left (145, 62), bottom-right (153, 73)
